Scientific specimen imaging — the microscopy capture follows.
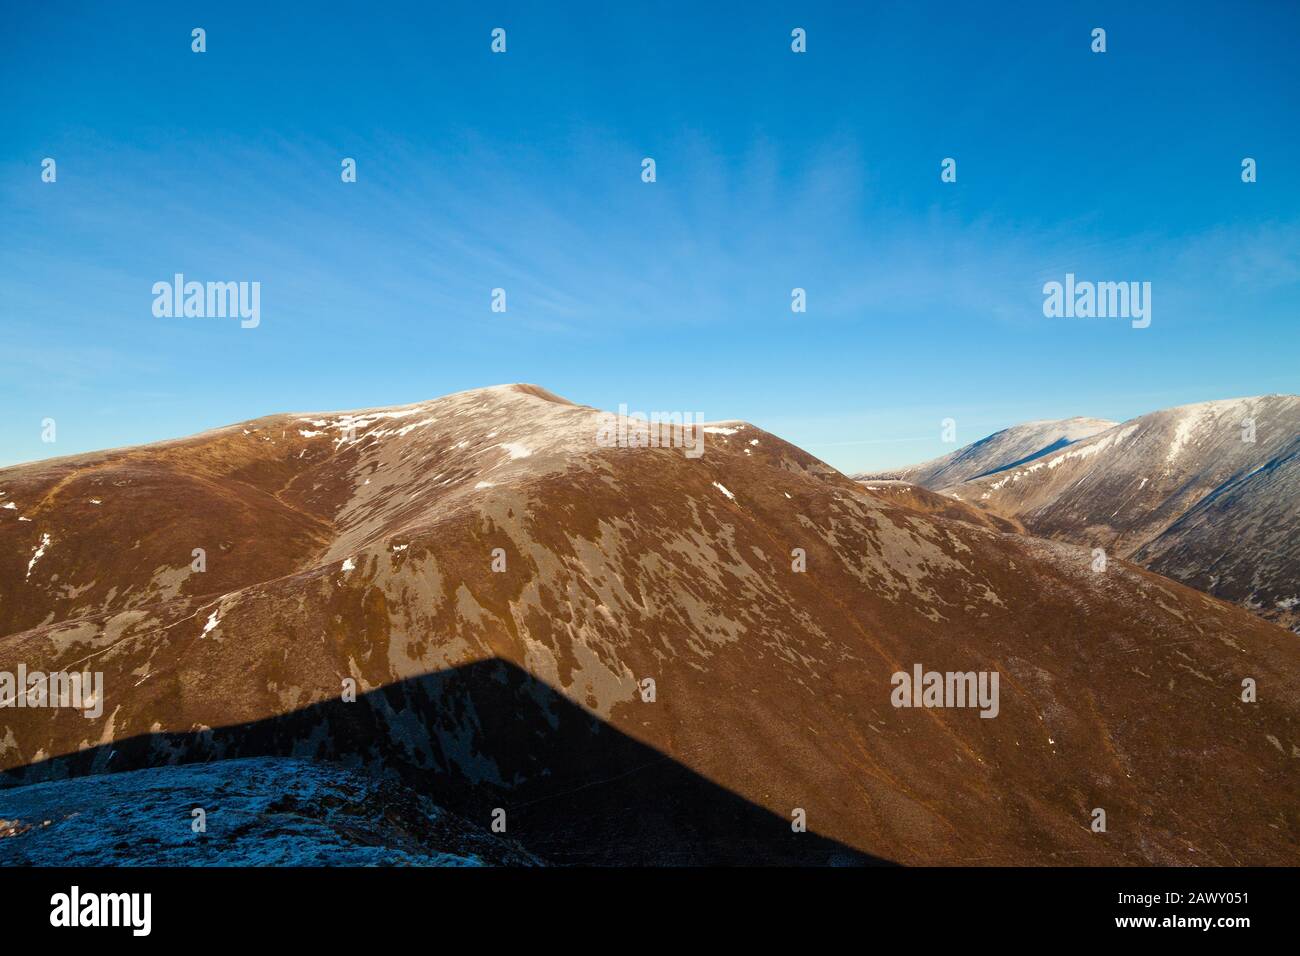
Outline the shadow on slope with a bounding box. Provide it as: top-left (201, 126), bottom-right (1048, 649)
top-left (967, 437), bottom-right (1073, 481)
top-left (1, 659), bottom-right (886, 866)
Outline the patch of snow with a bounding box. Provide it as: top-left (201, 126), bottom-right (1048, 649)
top-left (26, 533), bottom-right (51, 580)
top-left (474, 481), bottom-right (495, 489)
top-left (499, 442), bottom-right (532, 459)
top-left (704, 426), bottom-right (741, 436)
top-left (341, 557), bottom-right (356, 573)
top-left (298, 429), bottom-right (324, 438)
top-left (2, 502), bottom-right (14, 510)
top-left (712, 481), bottom-right (736, 501)
top-left (1166, 415), bottom-right (1197, 464)
top-left (202, 610), bottom-right (220, 636)
top-left (392, 417), bottom-right (437, 437)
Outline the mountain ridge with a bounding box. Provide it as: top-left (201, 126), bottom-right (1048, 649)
top-left (934, 394), bottom-right (1300, 629)
top-left (2, 384), bottom-right (1297, 865)
top-left (855, 416), bottom-right (1117, 487)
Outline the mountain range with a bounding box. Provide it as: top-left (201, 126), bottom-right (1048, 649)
top-left (1, 385), bottom-right (1296, 865)
top-left (862, 396), bottom-right (1299, 631)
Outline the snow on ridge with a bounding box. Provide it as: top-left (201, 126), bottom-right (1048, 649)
top-left (712, 481), bottom-right (736, 501)
top-left (986, 423), bottom-right (1141, 491)
top-left (954, 395), bottom-right (1299, 496)
top-left (1156, 395), bottom-right (1283, 416)
top-left (1157, 397), bottom-right (1269, 465)
top-left (290, 407), bottom-right (438, 447)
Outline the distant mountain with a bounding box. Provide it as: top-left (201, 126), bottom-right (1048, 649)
top-left (855, 418), bottom-right (1117, 487)
top-left (2, 385), bottom-right (1297, 864)
top-left (938, 396), bottom-right (1300, 630)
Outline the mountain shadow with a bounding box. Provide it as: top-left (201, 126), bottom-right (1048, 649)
top-left (968, 437), bottom-right (1073, 481)
top-left (0, 659), bottom-right (888, 866)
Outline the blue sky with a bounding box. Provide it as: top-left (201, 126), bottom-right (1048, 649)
top-left (2, 1), bottom-right (1297, 472)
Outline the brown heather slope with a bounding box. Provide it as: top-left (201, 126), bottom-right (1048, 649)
top-left (0, 384), bottom-right (1297, 865)
top-left (854, 480), bottom-right (1025, 535)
